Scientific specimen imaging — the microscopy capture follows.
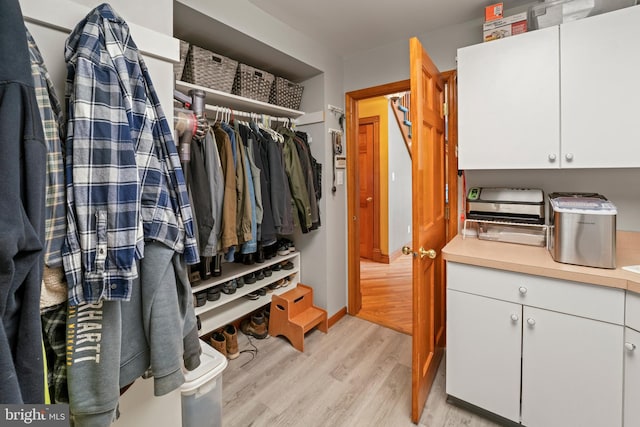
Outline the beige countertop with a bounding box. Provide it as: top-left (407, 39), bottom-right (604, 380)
top-left (443, 231), bottom-right (640, 293)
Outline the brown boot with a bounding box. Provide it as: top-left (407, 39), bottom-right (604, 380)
top-left (209, 331), bottom-right (227, 357)
top-left (223, 324), bottom-right (239, 359)
top-left (241, 313), bottom-right (268, 339)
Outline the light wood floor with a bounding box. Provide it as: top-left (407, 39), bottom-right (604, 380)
top-left (221, 315), bottom-right (500, 427)
top-left (358, 255), bottom-right (413, 335)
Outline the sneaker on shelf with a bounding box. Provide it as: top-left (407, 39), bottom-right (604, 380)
top-left (257, 287), bottom-right (267, 296)
top-left (209, 332), bottom-right (227, 357)
top-left (245, 291), bottom-right (260, 300)
top-left (271, 263), bottom-right (282, 272)
top-left (223, 325), bottom-right (240, 360)
top-left (240, 313), bottom-right (268, 339)
top-left (195, 292), bottom-right (207, 307)
top-left (221, 279), bottom-right (237, 295)
top-left (207, 286), bottom-right (221, 301)
top-left (281, 260), bottom-right (294, 270)
top-left (236, 276), bottom-right (245, 289)
top-left (244, 272), bottom-right (257, 284)
top-left (263, 267), bottom-right (272, 277)
top-left (276, 240), bottom-right (290, 256)
top-left (282, 238), bottom-right (295, 253)
top-left (255, 269), bottom-right (265, 281)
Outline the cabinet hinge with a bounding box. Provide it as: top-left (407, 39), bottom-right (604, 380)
top-left (444, 102), bottom-right (449, 117)
top-left (445, 206), bottom-right (450, 220)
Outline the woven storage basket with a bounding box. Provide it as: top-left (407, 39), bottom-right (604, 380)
top-left (174, 40), bottom-right (190, 81)
top-left (232, 63), bottom-right (275, 102)
top-left (182, 45), bottom-right (238, 93)
top-left (269, 77), bottom-right (304, 110)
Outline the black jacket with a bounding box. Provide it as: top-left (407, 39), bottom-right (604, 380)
top-left (0, 0), bottom-right (47, 404)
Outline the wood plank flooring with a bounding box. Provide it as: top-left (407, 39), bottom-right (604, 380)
top-left (221, 315), bottom-right (500, 427)
top-left (358, 255), bottom-right (412, 335)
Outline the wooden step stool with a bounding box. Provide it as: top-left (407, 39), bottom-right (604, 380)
top-left (268, 283), bottom-right (328, 352)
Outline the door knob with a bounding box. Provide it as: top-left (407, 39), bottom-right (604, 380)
top-left (625, 342), bottom-right (636, 352)
top-left (402, 246), bottom-right (437, 259)
top-left (366, 197), bottom-right (373, 202)
top-left (419, 248), bottom-right (436, 259)
top-left (527, 318), bottom-right (536, 326)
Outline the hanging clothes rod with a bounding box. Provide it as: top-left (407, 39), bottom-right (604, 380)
top-left (203, 104), bottom-right (296, 125)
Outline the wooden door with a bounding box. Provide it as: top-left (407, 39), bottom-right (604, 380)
top-left (358, 118), bottom-right (377, 260)
top-left (409, 37), bottom-right (447, 423)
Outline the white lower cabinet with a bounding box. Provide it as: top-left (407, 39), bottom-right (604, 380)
top-left (447, 290), bottom-right (522, 422)
top-left (521, 306), bottom-right (622, 427)
top-left (624, 326), bottom-right (640, 426)
top-left (446, 262), bottom-right (625, 426)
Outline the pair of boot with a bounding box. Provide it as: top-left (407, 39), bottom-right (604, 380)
top-left (209, 324), bottom-right (239, 359)
top-left (240, 312), bottom-right (268, 339)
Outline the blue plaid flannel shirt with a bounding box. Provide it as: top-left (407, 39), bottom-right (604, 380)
top-left (63, 4), bottom-right (199, 305)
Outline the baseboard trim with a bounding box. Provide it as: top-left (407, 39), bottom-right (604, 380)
top-left (328, 307), bottom-right (347, 328)
top-left (371, 249), bottom-right (389, 264)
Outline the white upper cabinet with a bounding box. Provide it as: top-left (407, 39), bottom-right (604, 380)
top-left (458, 26), bottom-right (560, 170)
top-left (560, 6), bottom-right (640, 168)
top-left (458, 5), bottom-right (640, 170)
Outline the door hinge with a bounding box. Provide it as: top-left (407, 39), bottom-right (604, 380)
top-left (443, 102), bottom-right (449, 117)
top-left (445, 206), bottom-right (450, 220)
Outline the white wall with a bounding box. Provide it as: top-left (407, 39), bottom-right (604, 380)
top-left (465, 169), bottom-right (640, 232)
top-left (71, 0), bottom-right (173, 35)
top-left (22, 0), bottom-right (177, 126)
top-left (343, 3), bottom-right (535, 92)
top-left (387, 103), bottom-right (412, 253)
top-left (178, 0), bottom-right (347, 317)
top-left (344, 3), bottom-right (640, 234)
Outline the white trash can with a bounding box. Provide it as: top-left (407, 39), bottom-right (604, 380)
top-left (181, 341), bottom-right (228, 427)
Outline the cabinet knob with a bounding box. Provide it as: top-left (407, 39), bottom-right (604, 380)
top-left (625, 342), bottom-right (637, 352)
top-left (519, 286), bottom-right (528, 295)
top-left (565, 153), bottom-right (574, 161)
top-left (548, 153), bottom-right (557, 162)
top-left (527, 318), bottom-right (536, 326)
top-left (510, 314), bottom-right (519, 322)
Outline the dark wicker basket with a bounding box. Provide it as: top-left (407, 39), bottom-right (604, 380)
top-left (232, 63), bottom-right (275, 102)
top-left (269, 77), bottom-right (304, 110)
top-left (174, 40), bottom-right (190, 81)
top-left (182, 45), bottom-right (238, 93)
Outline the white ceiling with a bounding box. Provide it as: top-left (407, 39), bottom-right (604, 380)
top-left (249, 0), bottom-right (534, 58)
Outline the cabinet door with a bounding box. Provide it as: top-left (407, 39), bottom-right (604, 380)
top-left (625, 327), bottom-right (640, 427)
top-left (521, 306), bottom-right (623, 427)
top-left (561, 6), bottom-right (640, 168)
top-left (446, 290), bottom-right (522, 422)
top-left (457, 27), bottom-right (560, 169)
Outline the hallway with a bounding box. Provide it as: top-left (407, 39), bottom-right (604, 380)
top-left (357, 255), bottom-right (412, 335)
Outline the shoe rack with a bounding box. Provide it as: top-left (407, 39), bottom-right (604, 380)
top-left (193, 251), bottom-right (300, 336)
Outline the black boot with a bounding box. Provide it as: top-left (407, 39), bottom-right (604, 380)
top-left (256, 242), bottom-right (265, 264)
top-left (211, 253), bottom-right (222, 277)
